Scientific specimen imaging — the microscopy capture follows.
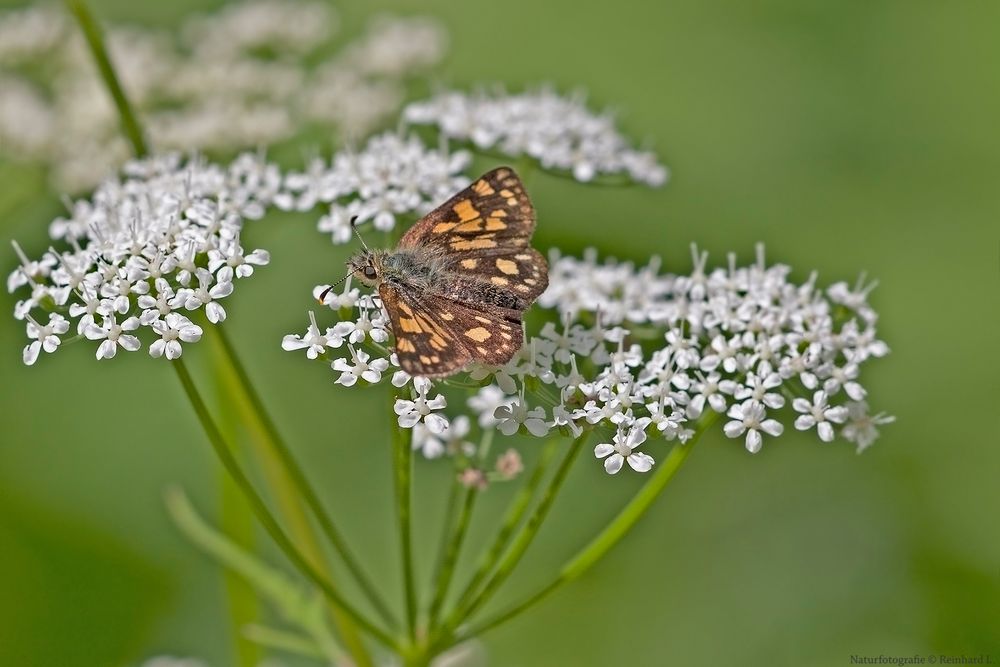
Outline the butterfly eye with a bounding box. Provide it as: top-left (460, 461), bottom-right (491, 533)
top-left (364, 266), bottom-right (377, 279)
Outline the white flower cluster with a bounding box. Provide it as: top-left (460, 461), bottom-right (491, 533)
top-left (284, 245), bottom-right (891, 478)
top-left (9, 152), bottom-right (277, 364)
top-left (403, 88), bottom-right (668, 186)
top-left (274, 132), bottom-right (472, 243)
top-left (0, 2), bottom-right (448, 191)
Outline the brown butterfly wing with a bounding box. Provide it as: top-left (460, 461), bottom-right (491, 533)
top-left (380, 282), bottom-right (472, 377)
top-left (399, 167), bottom-right (536, 253)
top-left (380, 282), bottom-right (525, 377)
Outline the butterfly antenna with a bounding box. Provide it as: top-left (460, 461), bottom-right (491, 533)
top-left (318, 269), bottom-right (354, 304)
top-left (350, 216), bottom-right (370, 251)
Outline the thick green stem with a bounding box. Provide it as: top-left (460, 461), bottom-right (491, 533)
top-left (461, 415), bottom-right (719, 639)
top-left (213, 325), bottom-right (396, 630)
top-left (392, 408), bottom-right (418, 641)
top-left (64, 0), bottom-right (148, 158)
top-left (447, 437), bottom-right (561, 621)
top-left (426, 484), bottom-right (479, 632)
top-left (172, 358), bottom-right (398, 652)
top-left (219, 469), bottom-right (262, 667)
top-left (438, 433), bottom-right (587, 640)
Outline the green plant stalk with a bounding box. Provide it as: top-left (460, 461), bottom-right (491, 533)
top-left (214, 342), bottom-right (262, 667)
top-left (212, 325), bottom-right (396, 630)
top-left (207, 328), bottom-right (379, 667)
top-left (166, 488), bottom-right (343, 664)
top-left (172, 358), bottom-right (398, 652)
top-left (427, 470), bottom-right (462, 606)
top-left (64, 0), bottom-right (148, 158)
top-left (460, 414), bottom-right (720, 640)
top-left (220, 469), bottom-right (263, 667)
top-left (426, 484), bottom-right (479, 633)
top-left (445, 436), bottom-right (561, 623)
top-left (242, 625), bottom-right (327, 661)
top-left (437, 432), bottom-right (588, 642)
top-left (392, 406), bottom-right (419, 642)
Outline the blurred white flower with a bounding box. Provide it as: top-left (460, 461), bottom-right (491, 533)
top-left (404, 87), bottom-right (668, 186)
top-left (493, 394), bottom-right (549, 437)
top-left (841, 401), bottom-right (895, 453)
top-left (0, 2), bottom-right (448, 191)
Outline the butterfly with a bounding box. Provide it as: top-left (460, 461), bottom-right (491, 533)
top-left (343, 167), bottom-right (548, 378)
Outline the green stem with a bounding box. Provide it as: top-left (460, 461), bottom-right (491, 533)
top-left (438, 433), bottom-right (588, 640)
top-left (64, 0), bottom-right (148, 158)
top-left (426, 483), bottom-right (479, 632)
top-left (171, 358), bottom-right (398, 651)
top-left (460, 415), bottom-right (719, 640)
top-left (213, 325), bottom-right (396, 630)
top-left (209, 328), bottom-right (378, 666)
top-left (219, 469), bottom-right (262, 667)
top-left (392, 406), bottom-right (418, 641)
top-left (166, 488), bottom-right (343, 664)
top-left (447, 437), bottom-right (561, 622)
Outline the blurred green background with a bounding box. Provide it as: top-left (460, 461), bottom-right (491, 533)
top-left (1, 1), bottom-right (998, 666)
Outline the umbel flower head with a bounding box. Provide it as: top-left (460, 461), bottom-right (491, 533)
top-left (9, 152), bottom-right (276, 363)
top-left (274, 131), bottom-right (472, 242)
top-left (404, 87), bottom-right (669, 186)
top-left (285, 241), bottom-right (892, 477)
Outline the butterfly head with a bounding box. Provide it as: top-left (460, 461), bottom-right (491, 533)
top-left (347, 249), bottom-right (388, 287)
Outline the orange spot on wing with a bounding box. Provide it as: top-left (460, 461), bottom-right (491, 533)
top-left (451, 239), bottom-right (497, 251)
top-left (455, 219), bottom-right (484, 232)
top-left (464, 327), bottom-right (491, 342)
top-left (496, 259), bottom-right (518, 275)
top-left (453, 199), bottom-right (479, 222)
top-left (473, 179), bottom-right (495, 195)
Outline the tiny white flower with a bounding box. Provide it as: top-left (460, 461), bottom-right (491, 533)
top-left (394, 383), bottom-right (448, 433)
top-left (333, 345), bottom-right (389, 386)
top-left (178, 267), bottom-right (234, 323)
top-left (594, 421), bottom-right (654, 474)
top-left (792, 390), bottom-right (848, 442)
top-left (820, 361), bottom-right (866, 401)
top-left (734, 362), bottom-right (785, 409)
top-left (149, 313), bottom-right (203, 360)
top-left (282, 311), bottom-right (341, 359)
top-left (723, 400), bottom-right (784, 453)
top-left (22, 312), bottom-right (69, 365)
top-left (85, 314), bottom-right (141, 359)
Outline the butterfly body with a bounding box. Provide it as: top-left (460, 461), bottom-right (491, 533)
top-left (345, 167), bottom-right (548, 378)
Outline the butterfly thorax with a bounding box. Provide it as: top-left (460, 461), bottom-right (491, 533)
top-left (348, 247), bottom-right (446, 292)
